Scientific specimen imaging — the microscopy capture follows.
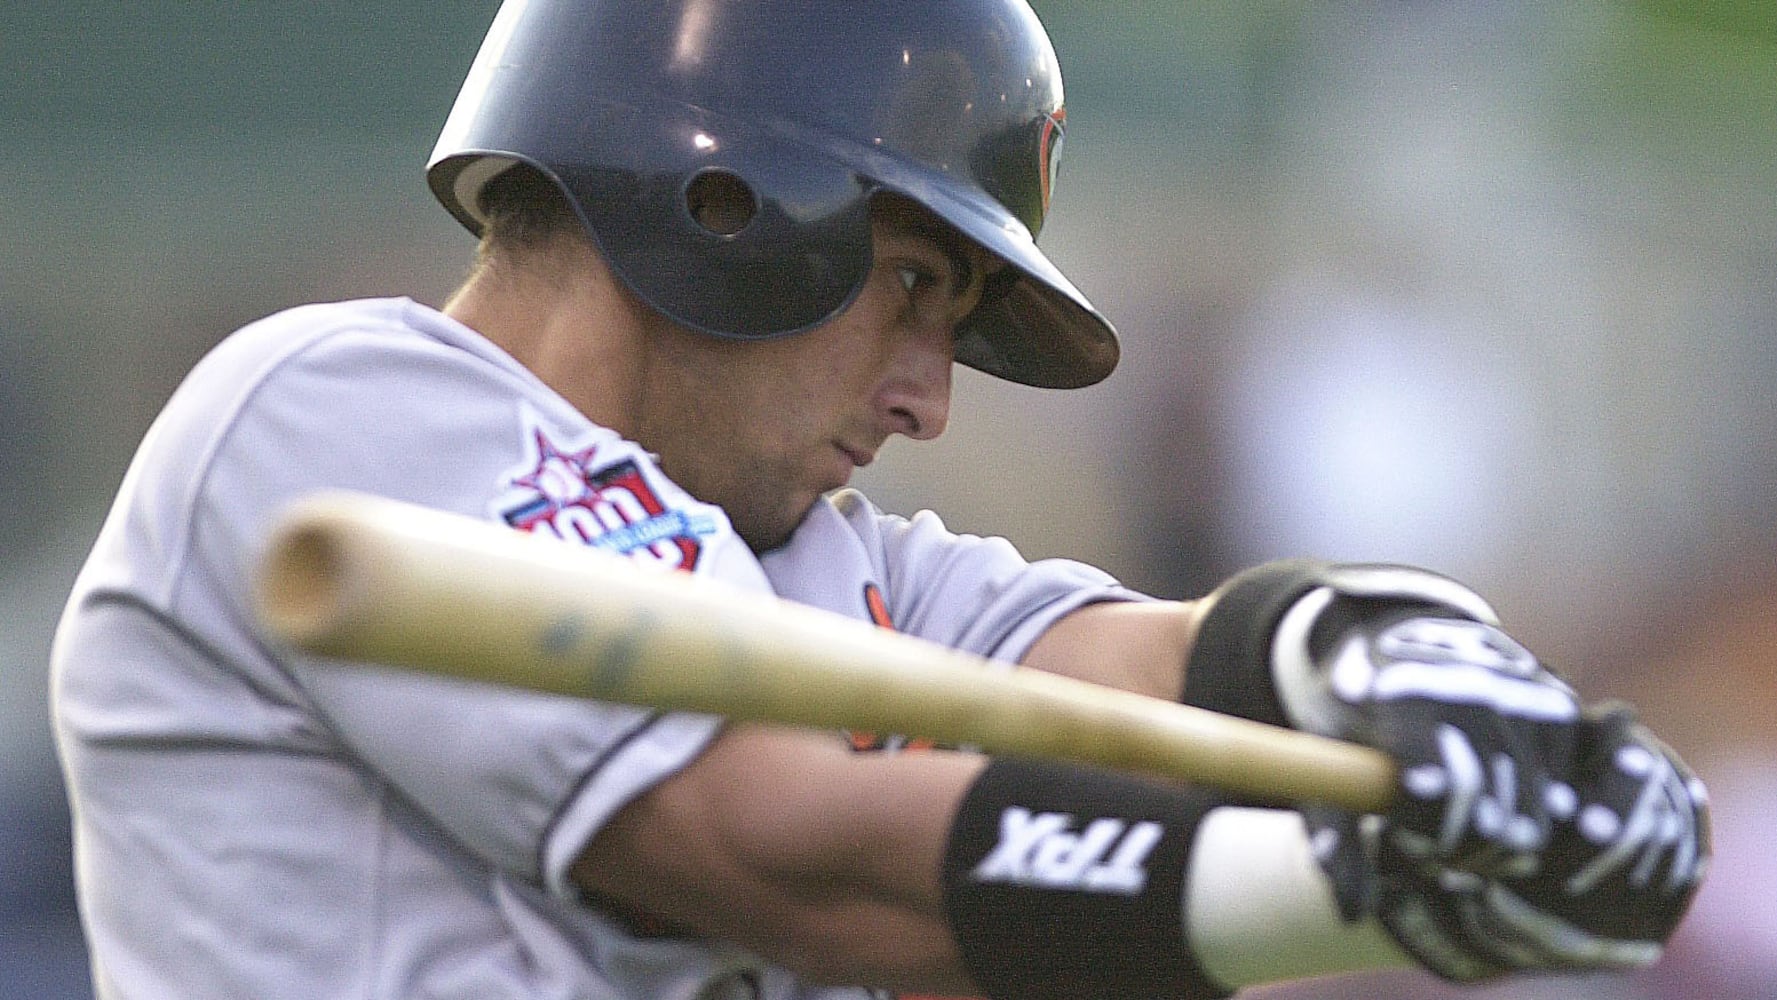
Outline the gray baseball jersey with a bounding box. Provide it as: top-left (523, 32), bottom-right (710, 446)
top-left (51, 298), bottom-right (1140, 999)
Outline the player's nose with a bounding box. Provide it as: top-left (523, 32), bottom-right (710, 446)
top-left (877, 325), bottom-right (953, 441)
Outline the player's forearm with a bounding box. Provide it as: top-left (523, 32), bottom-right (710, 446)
top-left (1021, 598), bottom-right (1202, 700)
top-left (571, 724), bottom-right (987, 991)
top-left (571, 713), bottom-right (1406, 998)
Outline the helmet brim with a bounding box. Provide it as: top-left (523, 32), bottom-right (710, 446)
top-left (823, 138), bottom-right (1119, 390)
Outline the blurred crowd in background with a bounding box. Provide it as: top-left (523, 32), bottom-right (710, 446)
top-left (4, 4), bottom-right (1772, 998)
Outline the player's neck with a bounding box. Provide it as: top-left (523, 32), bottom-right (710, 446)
top-left (444, 244), bottom-right (652, 437)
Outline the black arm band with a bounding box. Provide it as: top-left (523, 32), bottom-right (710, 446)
top-left (940, 756), bottom-right (1233, 1000)
top-left (1181, 559), bottom-right (1330, 728)
top-left (1183, 560), bottom-right (1497, 737)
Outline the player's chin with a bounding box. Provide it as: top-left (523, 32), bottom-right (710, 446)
top-left (735, 492), bottom-right (823, 555)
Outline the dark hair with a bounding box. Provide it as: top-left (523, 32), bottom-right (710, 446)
top-left (475, 163), bottom-right (585, 257)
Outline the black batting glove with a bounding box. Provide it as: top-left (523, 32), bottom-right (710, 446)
top-left (1184, 561), bottom-right (1711, 982)
top-left (1266, 566), bottom-right (1710, 980)
top-left (1276, 596), bottom-right (1582, 875)
top-left (1352, 702), bottom-right (1710, 980)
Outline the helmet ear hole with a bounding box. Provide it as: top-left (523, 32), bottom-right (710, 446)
top-left (684, 169), bottom-right (758, 237)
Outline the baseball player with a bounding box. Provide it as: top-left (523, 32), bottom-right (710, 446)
top-left (51, 3), bottom-right (1706, 998)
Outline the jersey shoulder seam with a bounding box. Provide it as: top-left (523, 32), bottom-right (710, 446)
top-left (157, 307), bottom-right (423, 607)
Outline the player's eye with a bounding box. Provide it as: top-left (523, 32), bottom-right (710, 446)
top-left (898, 265), bottom-right (934, 295)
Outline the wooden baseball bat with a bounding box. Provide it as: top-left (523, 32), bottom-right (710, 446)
top-left (254, 490), bottom-right (1397, 813)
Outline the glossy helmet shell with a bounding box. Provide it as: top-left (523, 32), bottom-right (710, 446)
top-left (428, 0), bottom-right (1118, 388)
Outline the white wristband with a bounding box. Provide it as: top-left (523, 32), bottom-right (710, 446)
top-left (1185, 807), bottom-right (1413, 988)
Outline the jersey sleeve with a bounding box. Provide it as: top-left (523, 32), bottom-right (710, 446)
top-left (767, 489), bottom-right (1149, 665)
top-left (170, 306), bottom-right (754, 898)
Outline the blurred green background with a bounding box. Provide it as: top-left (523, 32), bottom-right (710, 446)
top-left (4, 4), bottom-right (1773, 997)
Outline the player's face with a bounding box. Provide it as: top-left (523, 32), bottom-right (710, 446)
top-left (636, 196), bottom-right (993, 551)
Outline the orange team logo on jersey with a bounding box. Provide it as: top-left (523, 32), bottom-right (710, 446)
top-left (1037, 107), bottom-right (1065, 216)
top-left (845, 583), bottom-right (937, 753)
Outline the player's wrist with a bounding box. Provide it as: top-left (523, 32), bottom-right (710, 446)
top-left (1178, 559), bottom-right (1324, 731)
top-left (939, 756), bottom-right (1233, 1000)
top-left (1182, 559), bottom-right (1505, 739)
top-left (1185, 806), bottom-right (1414, 987)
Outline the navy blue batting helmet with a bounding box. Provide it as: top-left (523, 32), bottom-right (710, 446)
top-left (428, 0), bottom-right (1118, 388)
